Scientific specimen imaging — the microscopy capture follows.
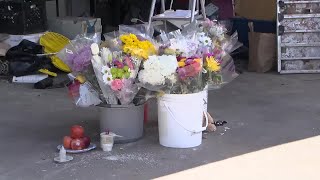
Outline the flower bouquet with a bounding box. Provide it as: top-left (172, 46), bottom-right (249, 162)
top-left (154, 30), bottom-right (206, 94)
top-left (89, 31), bottom-right (157, 105)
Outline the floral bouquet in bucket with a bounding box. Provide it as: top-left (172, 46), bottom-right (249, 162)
top-left (89, 30), bottom-right (157, 105)
top-left (91, 43), bottom-right (141, 105)
top-left (152, 30), bottom-right (208, 94)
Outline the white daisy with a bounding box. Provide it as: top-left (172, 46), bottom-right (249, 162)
top-left (102, 74), bottom-right (113, 85)
top-left (202, 36), bottom-right (212, 47)
top-left (101, 66), bottom-right (111, 74)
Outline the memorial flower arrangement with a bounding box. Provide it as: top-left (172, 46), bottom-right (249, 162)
top-left (62, 21), bottom-right (240, 107)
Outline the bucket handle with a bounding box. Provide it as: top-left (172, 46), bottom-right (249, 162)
top-left (163, 101), bottom-right (209, 135)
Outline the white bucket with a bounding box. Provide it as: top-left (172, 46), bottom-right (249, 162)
top-left (157, 92), bottom-right (209, 148)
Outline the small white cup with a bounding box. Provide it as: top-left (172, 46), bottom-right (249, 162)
top-left (100, 132), bottom-right (114, 152)
top-left (101, 143), bottom-right (113, 152)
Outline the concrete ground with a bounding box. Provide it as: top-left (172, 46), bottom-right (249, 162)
top-left (0, 73), bottom-right (320, 180)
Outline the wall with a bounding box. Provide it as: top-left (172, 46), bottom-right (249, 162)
top-left (46, 0), bottom-right (90, 19)
top-left (234, 0), bottom-right (276, 20)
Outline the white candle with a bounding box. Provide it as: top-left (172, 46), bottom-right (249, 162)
top-left (59, 146), bottom-right (67, 161)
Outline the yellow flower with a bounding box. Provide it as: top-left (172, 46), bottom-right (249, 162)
top-left (180, 58), bottom-right (187, 62)
top-left (120, 34), bottom-right (156, 60)
top-left (206, 56), bottom-right (220, 72)
top-left (194, 58), bottom-right (202, 64)
top-left (178, 61), bottom-right (186, 67)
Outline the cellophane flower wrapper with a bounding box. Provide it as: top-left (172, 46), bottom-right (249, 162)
top-left (195, 20), bottom-right (240, 90)
top-left (105, 55), bottom-right (141, 105)
top-left (91, 39), bottom-right (143, 105)
top-left (119, 24), bottom-right (154, 42)
top-left (90, 45), bottom-right (118, 105)
top-left (201, 46), bottom-right (239, 91)
top-left (103, 31), bottom-right (122, 52)
top-left (58, 34), bottom-right (108, 104)
top-left (67, 74), bottom-right (102, 107)
top-left (57, 34), bottom-right (98, 73)
top-left (119, 25), bottom-right (158, 60)
top-left (199, 19), bottom-right (242, 54)
top-left (157, 29), bottom-right (206, 94)
top-left (215, 53), bottom-right (238, 88)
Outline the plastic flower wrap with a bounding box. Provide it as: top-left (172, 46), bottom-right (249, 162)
top-left (57, 35), bottom-right (96, 72)
top-left (67, 74), bottom-right (102, 107)
top-left (91, 43), bottom-right (141, 105)
top-left (200, 19), bottom-right (242, 54)
top-left (138, 55), bottom-right (178, 92)
top-left (201, 19), bottom-right (227, 42)
top-left (90, 43), bottom-right (118, 104)
top-left (58, 34), bottom-right (108, 105)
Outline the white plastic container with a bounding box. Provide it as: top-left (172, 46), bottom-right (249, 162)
top-left (203, 85), bottom-right (209, 112)
top-left (12, 74), bottom-right (48, 83)
top-left (157, 92), bottom-right (209, 148)
top-left (100, 132), bottom-right (114, 152)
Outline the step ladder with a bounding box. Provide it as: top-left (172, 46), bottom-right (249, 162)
top-left (147, 0), bottom-right (207, 33)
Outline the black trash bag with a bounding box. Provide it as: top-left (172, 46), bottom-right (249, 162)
top-left (5, 40), bottom-right (54, 76)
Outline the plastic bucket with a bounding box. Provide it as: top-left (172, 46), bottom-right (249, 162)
top-left (157, 92), bottom-right (209, 148)
top-left (99, 104), bottom-right (144, 144)
top-left (203, 85), bottom-right (208, 112)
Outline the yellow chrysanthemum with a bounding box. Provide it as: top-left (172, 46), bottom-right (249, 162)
top-left (120, 34), bottom-right (156, 60)
top-left (178, 61), bottom-right (186, 67)
top-left (206, 56), bottom-right (220, 72)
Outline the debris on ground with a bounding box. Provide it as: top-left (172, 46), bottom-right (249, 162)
top-left (214, 120), bottom-right (228, 127)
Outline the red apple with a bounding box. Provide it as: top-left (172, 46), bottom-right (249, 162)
top-left (82, 136), bottom-right (91, 148)
top-left (63, 136), bottom-right (72, 149)
top-left (70, 125), bottom-right (84, 138)
top-left (71, 138), bottom-right (85, 150)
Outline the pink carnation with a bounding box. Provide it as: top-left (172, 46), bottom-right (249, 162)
top-left (124, 56), bottom-right (134, 70)
top-left (111, 79), bottom-right (123, 91)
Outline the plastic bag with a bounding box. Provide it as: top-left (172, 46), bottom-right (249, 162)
top-left (91, 54), bottom-right (118, 105)
top-left (203, 53), bottom-right (238, 90)
top-left (103, 31), bottom-right (122, 52)
top-left (69, 82), bottom-right (102, 107)
top-left (119, 24), bottom-right (154, 41)
top-left (6, 40), bottom-right (54, 76)
top-left (132, 88), bottom-right (160, 106)
top-left (220, 32), bottom-right (243, 54)
top-left (57, 34), bottom-right (99, 73)
top-left (67, 75), bottom-right (102, 107)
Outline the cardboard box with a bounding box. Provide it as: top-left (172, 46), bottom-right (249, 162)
top-left (48, 17), bottom-right (102, 40)
top-left (235, 0), bottom-right (276, 21)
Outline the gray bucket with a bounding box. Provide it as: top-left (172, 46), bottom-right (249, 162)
top-left (99, 104), bottom-right (144, 143)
